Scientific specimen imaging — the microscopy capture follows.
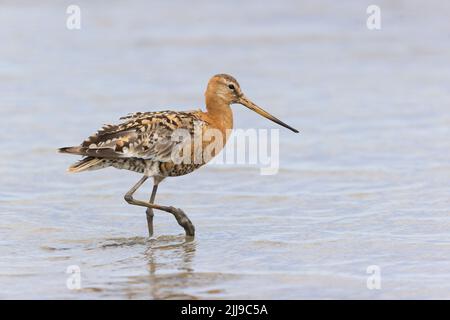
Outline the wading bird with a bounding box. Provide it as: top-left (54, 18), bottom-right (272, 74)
top-left (59, 74), bottom-right (298, 237)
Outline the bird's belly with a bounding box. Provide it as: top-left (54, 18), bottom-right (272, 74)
top-left (109, 157), bottom-right (205, 177)
top-left (109, 158), bottom-right (151, 174)
top-left (158, 161), bottom-right (204, 177)
top-left (167, 164), bottom-right (202, 177)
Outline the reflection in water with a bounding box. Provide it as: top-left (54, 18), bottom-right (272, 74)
top-left (145, 235), bottom-right (196, 274)
top-left (92, 235), bottom-right (232, 299)
top-left (142, 235), bottom-right (198, 299)
top-left (97, 235), bottom-right (200, 299)
top-left (94, 235), bottom-right (234, 299)
top-left (55, 235), bottom-right (232, 299)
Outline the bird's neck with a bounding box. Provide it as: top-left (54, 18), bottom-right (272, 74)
top-left (204, 95), bottom-right (234, 132)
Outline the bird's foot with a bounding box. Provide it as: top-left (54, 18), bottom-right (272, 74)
top-left (169, 206), bottom-right (195, 237)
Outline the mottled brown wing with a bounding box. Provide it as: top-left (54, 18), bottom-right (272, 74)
top-left (79, 111), bottom-right (203, 162)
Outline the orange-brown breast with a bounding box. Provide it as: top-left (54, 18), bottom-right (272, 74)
top-left (194, 102), bottom-right (233, 161)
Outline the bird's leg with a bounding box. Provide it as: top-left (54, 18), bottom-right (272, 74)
top-left (124, 176), bottom-right (195, 237)
top-left (145, 184), bottom-right (158, 237)
top-left (163, 206), bottom-right (195, 237)
top-left (124, 175), bottom-right (149, 200)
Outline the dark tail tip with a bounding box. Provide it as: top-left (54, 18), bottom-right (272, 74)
top-left (58, 146), bottom-right (82, 154)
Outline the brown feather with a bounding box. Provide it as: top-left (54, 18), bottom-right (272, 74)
top-left (67, 157), bottom-right (105, 173)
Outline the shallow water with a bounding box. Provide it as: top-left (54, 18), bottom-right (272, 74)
top-left (1, 0), bottom-right (450, 299)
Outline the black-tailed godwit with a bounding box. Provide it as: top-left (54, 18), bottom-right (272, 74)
top-left (59, 74), bottom-right (298, 237)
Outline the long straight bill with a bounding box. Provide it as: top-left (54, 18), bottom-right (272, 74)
top-left (238, 96), bottom-right (299, 133)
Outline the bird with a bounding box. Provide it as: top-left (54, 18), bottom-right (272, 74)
top-left (59, 74), bottom-right (298, 237)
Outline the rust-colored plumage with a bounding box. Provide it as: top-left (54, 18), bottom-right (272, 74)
top-left (59, 74), bottom-right (298, 237)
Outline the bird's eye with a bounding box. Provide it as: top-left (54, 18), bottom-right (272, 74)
top-left (228, 84), bottom-right (235, 90)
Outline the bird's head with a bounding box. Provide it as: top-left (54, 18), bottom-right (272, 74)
top-left (205, 74), bottom-right (299, 133)
top-left (206, 73), bottom-right (243, 104)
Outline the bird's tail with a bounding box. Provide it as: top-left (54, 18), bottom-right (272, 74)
top-left (58, 146), bottom-right (86, 156)
top-left (66, 157), bottom-right (107, 173)
top-left (59, 146), bottom-right (110, 173)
